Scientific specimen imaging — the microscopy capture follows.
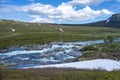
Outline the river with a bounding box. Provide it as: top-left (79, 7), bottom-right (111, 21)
top-left (0, 38), bottom-right (120, 69)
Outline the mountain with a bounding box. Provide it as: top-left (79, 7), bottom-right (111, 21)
top-left (81, 13), bottom-right (120, 28)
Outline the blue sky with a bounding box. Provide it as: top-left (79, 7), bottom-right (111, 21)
top-left (0, 0), bottom-right (120, 24)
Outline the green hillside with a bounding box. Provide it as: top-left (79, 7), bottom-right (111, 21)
top-left (0, 20), bottom-right (120, 48)
top-left (75, 13), bottom-right (120, 28)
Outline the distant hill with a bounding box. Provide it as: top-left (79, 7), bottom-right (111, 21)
top-left (62, 13), bottom-right (120, 28)
top-left (81, 13), bottom-right (120, 28)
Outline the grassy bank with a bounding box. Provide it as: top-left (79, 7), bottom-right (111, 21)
top-left (0, 68), bottom-right (120, 80)
top-left (0, 20), bottom-right (120, 48)
top-left (79, 42), bottom-right (120, 60)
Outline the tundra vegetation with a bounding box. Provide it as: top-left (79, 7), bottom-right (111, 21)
top-left (0, 20), bottom-right (120, 48)
top-left (0, 20), bottom-right (120, 80)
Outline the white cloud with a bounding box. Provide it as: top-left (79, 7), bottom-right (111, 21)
top-left (0, 2), bottom-right (113, 23)
top-left (55, 4), bottom-right (112, 22)
top-left (20, 3), bottom-right (113, 22)
top-left (67, 0), bottom-right (105, 6)
top-left (20, 3), bottom-right (60, 16)
top-left (30, 15), bottom-right (54, 23)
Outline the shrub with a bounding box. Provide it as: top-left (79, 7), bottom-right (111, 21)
top-left (81, 45), bottom-right (98, 51)
top-left (104, 36), bottom-right (114, 43)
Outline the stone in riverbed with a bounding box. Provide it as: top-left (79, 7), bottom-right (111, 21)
top-left (73, 46), bottom-right (83, 51)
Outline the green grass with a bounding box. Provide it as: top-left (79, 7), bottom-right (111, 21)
top-left (0, 68), bottom-right (120, 80)
top-left (79, 42), bottom-right (120, 60)
top-left (0, 20), bottom-right (120, 48)
top-left (0, 20), bottom-right (120, 80)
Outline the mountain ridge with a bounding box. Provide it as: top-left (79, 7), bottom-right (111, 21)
top-left (78, 13), bottom-right (120, 28)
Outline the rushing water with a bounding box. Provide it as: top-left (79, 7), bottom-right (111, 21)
top-left (0, 38), bottom-right (120, 68)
